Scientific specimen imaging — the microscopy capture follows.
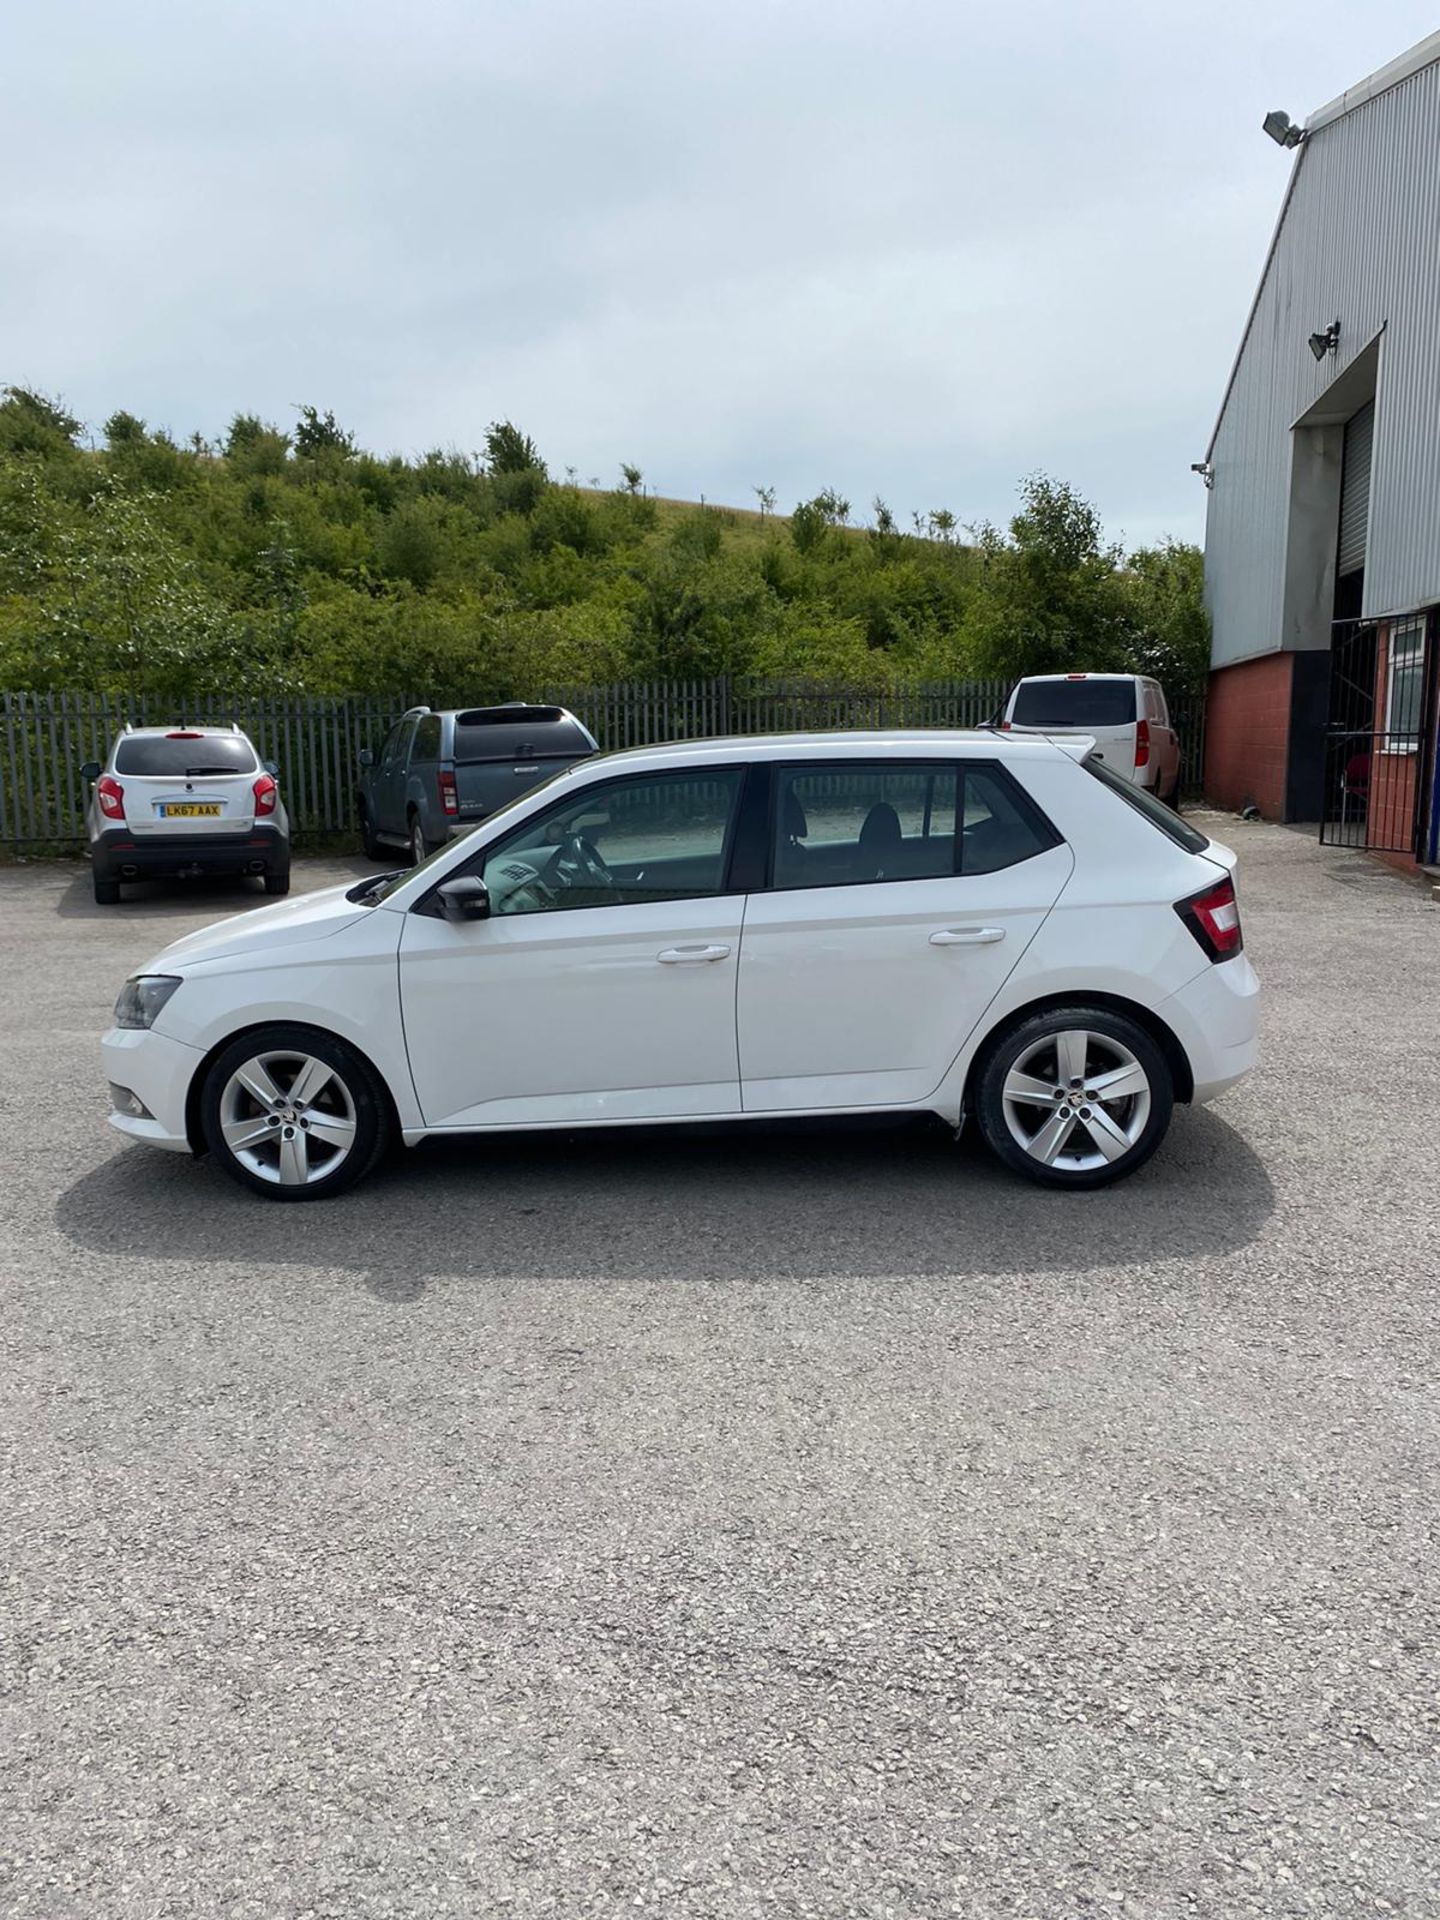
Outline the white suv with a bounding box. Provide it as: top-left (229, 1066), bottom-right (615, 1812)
top-left (1001, 673), bottom-right (1182, 802)
top-left (81, 725), bottom-right (290, 905)
top-left (100, 731), bottom-right (1257, 1199)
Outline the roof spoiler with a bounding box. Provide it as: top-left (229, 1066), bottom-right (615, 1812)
top-left (1051, 735), bottom-right (1096, 763)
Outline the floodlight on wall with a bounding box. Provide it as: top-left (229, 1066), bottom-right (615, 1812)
top-left (1190, 461), bottom-right (1214, 489)
top-left (1262, 109), bottom-right (1305, 148)
top-left (1308, 319), bottom-right (1341, 361)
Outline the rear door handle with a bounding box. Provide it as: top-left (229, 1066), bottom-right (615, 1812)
top-left (657, 944), bottom-right (731, 964)
top-left (930, 927), bottom-right (1005, 947)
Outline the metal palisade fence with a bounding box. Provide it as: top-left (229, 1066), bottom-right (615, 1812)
top-left (0, 680), bottom-right (1207, 850)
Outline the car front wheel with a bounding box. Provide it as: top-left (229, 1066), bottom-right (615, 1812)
top-left (200, 1026), bottom-right (391, 1200)
top-left (974, 1007), bottom-right (1173, 1189)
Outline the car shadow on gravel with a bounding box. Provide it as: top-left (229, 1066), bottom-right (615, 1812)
top-left (49, 862), bottom-right (377, 921)
top-left (55, 1106), bottom-right (1273, 1300)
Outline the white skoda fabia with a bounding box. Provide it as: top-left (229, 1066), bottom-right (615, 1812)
top-left (101, 732), bottom-right (1258, 1200)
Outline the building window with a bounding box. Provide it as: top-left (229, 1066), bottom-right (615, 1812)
top-left (1385, 619), bottom-right (1427, 750)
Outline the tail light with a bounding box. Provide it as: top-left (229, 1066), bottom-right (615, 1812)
top-left (438, 770), bottom-right (459, 818)
top-left (1134, 717), bottom-right (1151, 768)
top-left (96, 774), bottom-right (125, 820)
top-left (165, 730), bottom-right (205, 740)
top-left (998, 720), bottom-right (1012, 730)
top-left (252, 773), bottom-right (278, 817)
top-left (1176, 876), bottom-right (1243, 961)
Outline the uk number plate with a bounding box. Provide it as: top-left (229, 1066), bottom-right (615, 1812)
top-left (160, 802), bottom-right (223, 818)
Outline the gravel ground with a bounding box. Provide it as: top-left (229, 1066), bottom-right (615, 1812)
top-left (2, 821), bottom-right (1437, 1919)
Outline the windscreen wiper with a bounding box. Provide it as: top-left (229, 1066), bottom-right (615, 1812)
top-left (346, 871), bottom-right (404, 903)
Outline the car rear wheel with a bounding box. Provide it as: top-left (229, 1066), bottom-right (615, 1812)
top-left (359, 801), bottom-right (385, 861)
top-left (974, 1007), bottom-right (1173, 1189)
top-left (409, 812), bottom-right (430, 868)
top-left (200, 1026), bottom-right (391, 1201)
top-left (92, 874), bottom-right (121, 905)
top-left (263, 871), bottom-right (291, 896)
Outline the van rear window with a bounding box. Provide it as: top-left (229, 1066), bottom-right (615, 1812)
top-left (1012, 680), bottom-right (1138, 727)
top-left (1084, 755), bottom-right (1210, 852)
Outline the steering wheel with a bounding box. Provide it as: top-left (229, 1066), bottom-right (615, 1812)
top-left (553, 831), bottom-right (612, 892)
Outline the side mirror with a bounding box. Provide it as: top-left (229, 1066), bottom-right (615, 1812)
top-left (79, 760), bottom-right (102, 782)
top-left (358, 747), bottom-right (375, 769)
top-left (263, 758), bottom-right (279, 778)
top-left (437, 876), bottom-right (491, 922)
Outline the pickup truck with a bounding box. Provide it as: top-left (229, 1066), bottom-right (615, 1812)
top-left (357, 703), bottom-right (599, 865)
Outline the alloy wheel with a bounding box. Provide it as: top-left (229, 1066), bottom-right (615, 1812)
top-left (1000, 1028), bottom-right (1152, 1173)
top-left (217, 1050), bottom-right (358, 1188)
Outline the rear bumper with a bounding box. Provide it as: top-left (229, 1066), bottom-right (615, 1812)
top-left (1162, 955), bottom-right (1260, 1103)
top-left (92, 826), bottom-right (288, 880)
top-left (101, 1026), bottom-right (203, 1152)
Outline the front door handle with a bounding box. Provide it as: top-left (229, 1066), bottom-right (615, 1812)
top-left (930, 927), bottom-right (1005, 947)
top-left (657, 944), bottom-right (731, 964)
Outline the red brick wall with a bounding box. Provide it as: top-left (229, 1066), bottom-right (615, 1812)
top-left (1205, 652), bottom-right (1294, 818)
top-left (1366, 623), bottom-right (1420, 856)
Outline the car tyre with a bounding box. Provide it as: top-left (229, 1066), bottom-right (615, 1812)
top-left (408, 811), bottom-right (431, 868)
top-left (201, 1024), bottom-right (391, 1201)
top-left (973, 1005), bottom-right (1174, 1190)
top-left (93, 873), bottom-right (121, 905)
top-left (359, 801), bottom-right (385, 861)
top-left (263, 871), bottom-right (291, 897)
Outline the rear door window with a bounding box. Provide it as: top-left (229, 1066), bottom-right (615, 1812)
top-left (114, 735), bottom-right (257, 776)
top-left (1011, 680), bottom-right (1138, 728)
top-left (770, 763), bottom-right (960, 890)
top-left (413, 716), bottom-right (442, 761)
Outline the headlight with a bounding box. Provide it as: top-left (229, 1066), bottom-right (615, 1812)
top-left (113, 975), bottom-right (183, 1030)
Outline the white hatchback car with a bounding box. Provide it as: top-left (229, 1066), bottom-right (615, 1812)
top-left (101, 732), bottom-right (1258, 1199)
top-left (81, 723), bottom-right (290, 905)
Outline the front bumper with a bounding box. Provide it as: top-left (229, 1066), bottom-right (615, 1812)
top-left (92, 826), bottom-right (289, 881)
top-left (1162, 954), bottom-right (1260, 1104)
top-left (101, 1025), bottom-right (204, 1153)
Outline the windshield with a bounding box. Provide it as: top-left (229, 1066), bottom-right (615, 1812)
top-left (115, 735), bottom-right (258, 776)
top-left (364, 764), bottom-right (579, 903)
top-left (1011, 681), bottom-right (1137, 728)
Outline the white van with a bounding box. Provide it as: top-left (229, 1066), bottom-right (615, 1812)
top-left (1000, 674), bottom-right (1181, 803)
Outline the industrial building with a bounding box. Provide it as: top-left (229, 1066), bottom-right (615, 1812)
top-left (1201, 31), bottom-right (1440, 864)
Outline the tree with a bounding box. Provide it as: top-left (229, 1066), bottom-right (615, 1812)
top-left (484, 421), bottom-right (545, 476)
top-left (0, 387), bottom-right (82, 455)
top-left (293, 406), bottom-right (355, 458)
top-left (620, 462), bottom-right (643, 495)
top-left (928, 508), bottom-right (957, 542)
top-left (963, 474), bottom-right (1131, 678)
top-left (754, 485), bottom-right (777, 521)
top-left (104, 411), bottom-right (148, 449)
top-left (1120, 539), bottom-right (1210, 691)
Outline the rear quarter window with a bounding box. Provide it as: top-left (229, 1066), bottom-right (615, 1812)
top-left (1011, 680), bottom-right (1138, 728)
top-left (1083, 754), bottom-right (1209, 852)
top-left (114, 735), bottom-right (257, 776)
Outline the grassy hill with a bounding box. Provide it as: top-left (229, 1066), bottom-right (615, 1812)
top-left (0, 389), bottom-right (1204, 703)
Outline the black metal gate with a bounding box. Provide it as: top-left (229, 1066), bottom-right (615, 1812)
top-left (1319, 609), bottom-right (1438, 857)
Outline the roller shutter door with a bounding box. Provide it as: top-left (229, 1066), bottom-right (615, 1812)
top-left (1337, 401), bottom-right (1374, 577)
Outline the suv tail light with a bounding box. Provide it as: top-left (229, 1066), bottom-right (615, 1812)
top-left (1134, 717), bottom-right (1151, 768)
top-left (252, 773), bottom-right (278, 817)
top-left (96, 774), bottom-right (125, 820)
top-left (1176, 876), bottom-right (1243, 961)
top-left (438, 770), bottom-right (459, 818)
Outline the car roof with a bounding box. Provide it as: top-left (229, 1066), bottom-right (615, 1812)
top-left (117, 723), bottom-right (249, 738)
top-left (579, 729), bottom-right (1076, 772)
top-left (1013, 673), bottom-right (1141, 684)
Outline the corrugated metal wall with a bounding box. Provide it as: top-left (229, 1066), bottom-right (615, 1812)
top-left (1205, 57), bottom-right (1440, 668)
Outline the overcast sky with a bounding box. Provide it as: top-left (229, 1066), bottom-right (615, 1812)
top-left (3, 1), bottom-right (1436, 548)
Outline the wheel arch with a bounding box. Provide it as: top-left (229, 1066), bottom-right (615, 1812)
top-left (184, 1019), bottom-right (405, 1155)
top-left (963, 990), bottom-right (1194, 1113)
